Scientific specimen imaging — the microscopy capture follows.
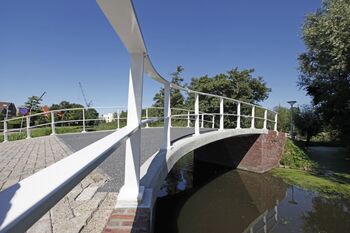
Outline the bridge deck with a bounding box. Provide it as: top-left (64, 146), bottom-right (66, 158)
top-left (58, 127), bottom-right (214, 192)
top-left (0, 128), bottom-right (213, 232)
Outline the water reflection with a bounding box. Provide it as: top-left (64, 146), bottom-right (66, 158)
top-left (155, 152), bottom-right (350, 233)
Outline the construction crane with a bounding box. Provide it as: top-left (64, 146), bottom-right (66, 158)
top-left (78, 82), bottom-right (93, 107)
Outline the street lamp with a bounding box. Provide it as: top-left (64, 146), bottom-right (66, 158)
top-left (287, 101), bottom-right (297, 140)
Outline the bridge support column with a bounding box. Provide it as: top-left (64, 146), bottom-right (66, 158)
top-left (117, 53), bottom-right (145, 206)
top-left (201, 113), bottom-right (204, 128)
top-left (236, 102), bottom-right (241, 129)
top-left (50, 111), bottom-right (56, 135)
top-left (162, 83), bottom-right (171, 150)
top-left (251, 106), bottom-right (255, 129)
top-left (194, 93), bottom-right (200, 135)
top-left (263, 109), bottom-right (268, 129)
top-left (26, 116), bottom-right (31, 139)
top-left (219, 97), bottom-right (224, 130)
top-left (3, 120), bottom-right (8, 142)
top-left (187, 111), bottom-right (190, 127)
top-left (82, 109), bottom-right (86, 133)
top-left (117, 110), bottom-right (120, 129)
top-left (145, 108), bottom-right (149, 128)
top-left (274, 113), bottom-right (278, 131)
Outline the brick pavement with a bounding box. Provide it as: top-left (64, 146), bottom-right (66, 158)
top-left (0, 136), bottom-right (117, 233)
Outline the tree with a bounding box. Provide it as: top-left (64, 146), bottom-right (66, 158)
top-left (186, 68), bottom-right (271, 127)
top-left (294, 105), bottom-right (322, 145)
top-left (153, 66), bottom-right (185, 108)
top-left (50, 101), bottom-right (98, 126)
top-left (273, 106), bottom-right (291, 133)
top-left (298, 0), bottom-right (350, 144)
top-left (25, 96), bottom-right (42, 113)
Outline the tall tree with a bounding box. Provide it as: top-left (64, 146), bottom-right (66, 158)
top-left (186, 68), bottom-right (271, 127)
top-left (25, 96), bottom-right (42, 113)
top-left (294, 105), bottom-right (322, 145)
top-left (298, 0), bottom-right (350, 144)
top-left (153, 66), bottom-right (185, 108)
top-left (273, 106), bottom-right (291, 133)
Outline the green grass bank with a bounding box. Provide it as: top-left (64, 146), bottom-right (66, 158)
top-left (271, 139), bottom-right (350, 198)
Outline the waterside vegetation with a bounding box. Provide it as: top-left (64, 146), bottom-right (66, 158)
top-left (272, 139), bottom-right (350, 198)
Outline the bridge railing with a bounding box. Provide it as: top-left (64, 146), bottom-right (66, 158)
top-left (0, 0), bottom-right (279, 232)
top-left (0, 106), bottom-right (128, 142)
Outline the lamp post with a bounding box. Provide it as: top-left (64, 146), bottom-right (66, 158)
top-left (287, 101), bottom-right (297, 140)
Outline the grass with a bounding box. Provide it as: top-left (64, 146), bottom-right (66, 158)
top-left (280, 139), bottom-right (315, 170)
top-left (271, 139), bottom-right (350, 198)
top-left (272, 168), bottom-right (350, 198)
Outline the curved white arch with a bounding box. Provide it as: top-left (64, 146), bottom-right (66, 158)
top-left (140, 128), bottom-right (268, 206)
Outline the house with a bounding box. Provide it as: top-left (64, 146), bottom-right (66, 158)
top-left (0, 102), bottom-right (17, 118)
top-left (101, 113), bottom-right (115, 123)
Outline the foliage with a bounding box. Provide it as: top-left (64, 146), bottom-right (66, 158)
top-left (272, 168), bottom-right (350, 198)
top-left (294, 105), bottom-right (322, 144)
top-left (298, 0), bottom-right (350, 145)
top-left (50, 101), bottom-right (99, 126)
top-left (273, 106), bottom-right (291, 133)
top-left (153, 66), bottom-right (185, 108)
top-left (25, 96), bottom-right (43, 113)
top-left (280, 139), bottom-right (315, 170)
top-left (185, 68), bottom-right (271, 127)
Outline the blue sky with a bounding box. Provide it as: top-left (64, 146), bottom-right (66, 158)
top-left (0, 0), bottom-right (321, 112)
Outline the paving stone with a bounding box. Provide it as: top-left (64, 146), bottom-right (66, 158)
top-left (76, 186), bottom-right (99, 201)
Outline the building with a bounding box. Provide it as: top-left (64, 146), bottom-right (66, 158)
top-left (101, 113), bottom-right (115, 123)
top-left (0, 102), bottom-right (17, 118)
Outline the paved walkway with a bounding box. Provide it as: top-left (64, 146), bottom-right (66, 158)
top-left (0, 136), bottom-right (115, 233)
top-left (0, 128), bottom-right (213, 232)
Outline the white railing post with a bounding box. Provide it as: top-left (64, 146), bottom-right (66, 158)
top-left (263, 109), bottom-right (268, 129)
top-left (82, 108), bottom-right (86, 133)
top-left (117, 110), bottom-right (120, 129)
top-left (251, 106), bottom-right (255, 129)
top-left (50, 111), bottom-right (56, 135)
top-left (274, 113), bottom-right (278, 131)
top-left (3, 120), bottom-right (8, 142)
top-left (187, 111), bottom-right (190, 127)
top-left (212, 115), bottom-right (215, 128)
top-left (26, 116), bottom-right (31, 139)
top-left (117, 53), bottom-right (144, 204)
top-left (194, 93), bottom-right (200, 135)
top-left (161, 83), bottom-right (171, 150)
top-left (236, 102), bottom-right (241, 129)
top-left (201, 113), bottom-right (204, 128)
top-left (145, 108), bottom-right (149, 128)
top-left (219, 97), bottom-right (224, 130)
top-left (169, 108), bottom-right (172, 128)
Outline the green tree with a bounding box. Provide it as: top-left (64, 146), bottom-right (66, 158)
top-left (273, 106), bottom-right (291, 133)
top-left (298, 0), bottom-right (350, 145)
top-left (50, 101), bottom-right (98, 126)
top-left (25, 96), bottom-right (42, 113)
top-left (295, 105), bottom-right (322, 145)
top-left (186, 68), bottom-right (271, 127)
top-left (153, 66), bottom-right (185, 108)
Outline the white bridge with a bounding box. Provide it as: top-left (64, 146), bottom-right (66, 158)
top-left (0, 0), bottom-right (279, 232)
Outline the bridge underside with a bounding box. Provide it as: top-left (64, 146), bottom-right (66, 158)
top-left (104, 128), bottom-right (286, 233)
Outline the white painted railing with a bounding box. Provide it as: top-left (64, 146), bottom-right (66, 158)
top-left (0, 0), bottom-right (279, 232)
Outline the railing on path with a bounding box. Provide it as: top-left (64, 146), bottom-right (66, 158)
top-left (0, 0), bottom-right (278, 232)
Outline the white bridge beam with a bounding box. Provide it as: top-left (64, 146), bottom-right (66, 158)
top-left (117, 53), bottom-right (145, 205)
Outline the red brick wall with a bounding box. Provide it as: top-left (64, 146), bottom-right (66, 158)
top-left (194, 131), bottom-right (286, 173)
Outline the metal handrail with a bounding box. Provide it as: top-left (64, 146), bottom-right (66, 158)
top-left (0, 118), bottom-right (160, 232)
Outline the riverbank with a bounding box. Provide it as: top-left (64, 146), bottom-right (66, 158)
top-left (271, 139), bottom-right (350, 198)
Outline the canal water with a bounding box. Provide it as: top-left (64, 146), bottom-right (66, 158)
top-left (154, 150), bottom-right (350, 233)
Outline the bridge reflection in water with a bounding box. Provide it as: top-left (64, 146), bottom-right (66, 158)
top-left (155, 153), bottom-right (287, 233)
